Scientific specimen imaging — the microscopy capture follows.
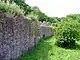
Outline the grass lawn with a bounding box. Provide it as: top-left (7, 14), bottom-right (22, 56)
top-left (18, 36), bottom-right (80, 60)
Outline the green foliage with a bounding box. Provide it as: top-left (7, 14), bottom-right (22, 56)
top-left (50, 26), bottom-right (55, 32)
top-left (0, 0), bottom-right (32, 16)
top-left (14, 0), bottom-right (32, 15)
top-left (66, 14), bottom-right (80, 20)
top-left (61, 14), bottom-right (80, 22)
top-left (27, 14), bottom-right (38, 21)
top-left (46, 17), bottom-right (59, 23)
top-left (31, 6), bottom-right (59, 22)
top-left (0, 0), bottom-right (24, 3)
top-left (31, 6), bottom-right (48, 22)
top-left (0, 1), bottom-right (24, 16)
top-left (55, 20), bottom-right (80, 48)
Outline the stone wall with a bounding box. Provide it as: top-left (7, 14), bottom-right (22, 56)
top-left (0, 11), bottom-right (54, 60)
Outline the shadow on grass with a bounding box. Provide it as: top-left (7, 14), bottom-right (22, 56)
top-left (56, 43), bottom-right (80, 50)
top-left (75, 44), bottom-right (80, 50)
top-left (18, 36), bottom-right (53, 60)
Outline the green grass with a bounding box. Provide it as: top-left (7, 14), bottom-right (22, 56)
top-left (18, 36), bottom-right (80, 60)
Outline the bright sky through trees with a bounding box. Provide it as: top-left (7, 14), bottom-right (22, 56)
top-left (25, 0), bottom-right (80, 17)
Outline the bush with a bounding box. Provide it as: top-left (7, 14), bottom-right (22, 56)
top-left (0, 1), bottom-right (24, 16)
top-left (55, 20), bottom-right (80, 48)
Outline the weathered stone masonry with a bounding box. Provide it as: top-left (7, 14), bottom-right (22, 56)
top-left (0, 11), bottom-right (54, 60)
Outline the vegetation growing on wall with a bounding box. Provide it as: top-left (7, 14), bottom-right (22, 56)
top-left (0, 1), bottom-right (24, 16)
top-left (0, 0), bottom-right (59, 23)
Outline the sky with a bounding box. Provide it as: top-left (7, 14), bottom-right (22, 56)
top-left (25, 0), bottom-right (80, 17)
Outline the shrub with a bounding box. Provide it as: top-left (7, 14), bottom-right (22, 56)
top-left (0, 1), bottom-right (24, 16)
top-left (55, 20), bottom-right (80, 48)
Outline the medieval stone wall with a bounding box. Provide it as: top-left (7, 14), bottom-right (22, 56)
top-left (0, 11), bottom-right (54, 60)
